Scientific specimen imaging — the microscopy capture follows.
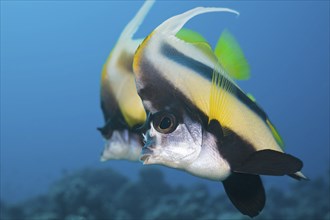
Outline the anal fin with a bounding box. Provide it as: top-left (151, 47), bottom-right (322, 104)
top-left (222, 173), bottom-right (265, 217)
top-left (234, 149), bottom-right (303, 176)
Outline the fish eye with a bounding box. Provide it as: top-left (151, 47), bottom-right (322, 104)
top-left (153, 111), bottom-right (178, 134)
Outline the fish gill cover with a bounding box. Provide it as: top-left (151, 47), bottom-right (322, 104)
top-left (0, 167), bottom-right (329, 220)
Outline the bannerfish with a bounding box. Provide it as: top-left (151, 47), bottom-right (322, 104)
top-left (99, 0), bottom-right (249, 162)
top-left (98, 0), bottom-right (154, 161)
top-left (133, 7), bottom-right (307, 217)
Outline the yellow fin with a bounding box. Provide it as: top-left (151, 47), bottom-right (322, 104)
top-left (177, 28), bottom-right (235, 65)
top-left (214, 29), bottom-right (250, 80)
top-left (266, 119), bottom-right (285, 149)
top-left (208, 66), bottom-right (236, 136)
top-left (247, 93), bottom-right (256, 102)
top-left (176, 28), bottom-right (207, 44)
top-left (193, 41), bottom-right (219, 64)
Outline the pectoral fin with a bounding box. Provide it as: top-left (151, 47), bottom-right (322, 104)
top-left (222, 173), bottom-right (265, 217)
top-left (234, 149), bottom-right (303, 176)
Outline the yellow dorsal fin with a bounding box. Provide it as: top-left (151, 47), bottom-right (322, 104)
top-left (266, 119), bottom-right (285, 149)
top-left (176, 28), bottom-right (207, 43)
top-left (176, 28), bottom-right (250, 80)
top-left (176, 29), bottom-right (218, 62)
top-left (192, 41), bottom-right (219, 64)
top-left (214, 29), bottom-right (250, 80)
top-left (208, 66), bottom-right (236, 136)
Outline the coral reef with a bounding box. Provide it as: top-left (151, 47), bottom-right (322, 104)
top-left (1, 168), bottom-right (329, 220)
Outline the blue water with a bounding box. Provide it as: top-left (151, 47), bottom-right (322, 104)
top-left (1, 1), bottom-right (329, 205)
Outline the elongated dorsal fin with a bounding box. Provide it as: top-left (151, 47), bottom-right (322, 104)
top-left (154, 7), bottom-right (239, 35)
top-left (119, 0), bottom-right (155, 41)
top-left (101, 1), bottom-right (154, 128)
top-left (214, 29), bottom-right (250, 80)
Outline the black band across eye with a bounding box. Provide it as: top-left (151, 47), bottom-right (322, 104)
top-left (152, 111), bottom-right (178, 134)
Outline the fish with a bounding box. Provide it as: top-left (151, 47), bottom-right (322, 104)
top-left (133, 7), bottom-right (307, 217)
top-left (98, 1), bottom-right (248, 162)
top-left (98, 0), bottom-right (154, 161)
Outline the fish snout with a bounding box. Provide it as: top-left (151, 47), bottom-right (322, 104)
top-left (140, 137), bottom-right (156, 163)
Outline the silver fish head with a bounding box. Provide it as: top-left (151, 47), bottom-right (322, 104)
top-left (100, 130), bottom-right (142, 162)
top-left (140, 110), bottom-right (202, 169)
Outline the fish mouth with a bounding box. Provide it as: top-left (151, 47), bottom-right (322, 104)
top-left (140, 147), bottom-right (153, 163)
top-left (100, 130), bottom-right (142, 161)
top-left (140, 132), bottom-right (155, 163)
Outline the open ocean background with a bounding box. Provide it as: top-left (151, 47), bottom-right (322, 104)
top-left (1, 1), bottom-right (329, 219)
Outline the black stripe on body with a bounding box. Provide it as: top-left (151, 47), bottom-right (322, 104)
top-left (136, 56), bottom-right (209, 127)
top-left (98, 103), bottom-right (144, 142)
top-left (207, 120), bottom-right (256, 170)
top-left (208, 118), bottom-right (266, 217)
top-left (99, 85), bottom-right (133, 139)
top-left (101, 85), bottom-right (121, 124)
top-left (208, 120), bottom-right (304, 179)
top-left (160, 42), bottom-right (268, 121)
